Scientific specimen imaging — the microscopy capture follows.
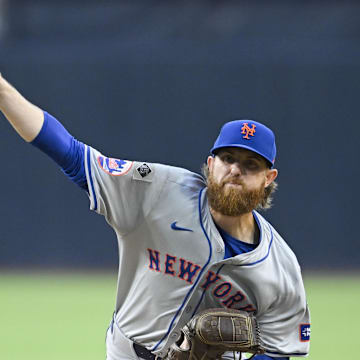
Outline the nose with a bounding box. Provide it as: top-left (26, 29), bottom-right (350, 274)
top-left (230, 162), bottom-right (242, 176)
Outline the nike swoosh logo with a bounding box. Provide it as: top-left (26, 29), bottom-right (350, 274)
top-left (171, 221), bottom-right (193, 232)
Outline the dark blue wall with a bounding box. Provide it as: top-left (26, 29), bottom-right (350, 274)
top-left (1, 1), bottom-right (359, 269)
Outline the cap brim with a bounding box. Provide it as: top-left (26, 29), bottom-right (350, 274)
top-left (211, 144), bottom-right (274, 168)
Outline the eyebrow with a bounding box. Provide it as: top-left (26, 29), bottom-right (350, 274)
top-left (223, 149), bottom-right (262, 162)
top-left (247, 155), bottom-right (262, 161)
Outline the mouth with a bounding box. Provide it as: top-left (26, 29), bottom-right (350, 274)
top-left (224, 182), bottom-right (243, 188)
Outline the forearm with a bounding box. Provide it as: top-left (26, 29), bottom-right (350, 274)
top-left (29, 112), bottom-right (88, 190)
top-left (0, 74), bottom-right (44, 142)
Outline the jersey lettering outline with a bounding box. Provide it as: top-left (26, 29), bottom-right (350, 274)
top-left (213, 282), bottom-right (232, 298)
top-left (146, 248), bottom-right (256, 311)
top-left (147, 248), bottom-right (161, 272)
top-left (200, 270), bottom-right (221, 290)
top-left (165, 254), bottom-right (177, 277)
top-left (178, 258), bottom-right (201, 284)
top-left (222, 290), bottom-right (245, 308)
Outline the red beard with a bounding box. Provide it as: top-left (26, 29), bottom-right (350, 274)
top-left (207, 173), bottom-right (266, 216)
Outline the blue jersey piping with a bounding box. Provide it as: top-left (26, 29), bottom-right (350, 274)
top-left (266, 350), bottom-right (308, 356)
top-left (191, 212), bottom-right (273, 314)
top-left (191, 264), bottom-right (225, 317)
top-left (86, 146), bottom-right (97, 211)
top-left (236, 220), bottom-right (273, 267)
top-left (152, 187), bottom-right (213, 351)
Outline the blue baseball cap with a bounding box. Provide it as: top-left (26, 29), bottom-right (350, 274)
top-left (210, 120), bottom-right (276, 167)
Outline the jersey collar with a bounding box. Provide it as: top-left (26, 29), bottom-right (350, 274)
top-left (201, 189), bottom-right (273, 266)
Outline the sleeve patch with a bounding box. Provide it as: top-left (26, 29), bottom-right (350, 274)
top-left (97, 156), bottom-right (133, 176)
top-left (133, 163), bottom-right (154, 182)
top-left (299, 324), bottom-right (311, 342)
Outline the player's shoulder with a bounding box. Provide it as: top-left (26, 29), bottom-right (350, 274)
top-left (127, 159), bottom-right (206, 195)
top-left (256, 212), bottom-right (301, 269)
top-left (86, 145), bottom-right (205, 188)
top-left (157, 162), bottom-right (206, 191)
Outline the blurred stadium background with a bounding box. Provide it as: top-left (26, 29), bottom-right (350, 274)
top-left (0, 1), bottom-right (359, 359)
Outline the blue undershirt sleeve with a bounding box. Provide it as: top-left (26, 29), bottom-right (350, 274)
top-left (31, 111), bottom-right (88, 191)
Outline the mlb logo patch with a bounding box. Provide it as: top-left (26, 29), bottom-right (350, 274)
top-left (299, 324), bottom-right (311, 342)
top-left (133, 163), bottom-right (154, 182)
top-left (97, 156), bottom-right (133, 176)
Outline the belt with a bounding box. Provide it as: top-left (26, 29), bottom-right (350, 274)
top-left (133, 343), bottom-right (158, 360)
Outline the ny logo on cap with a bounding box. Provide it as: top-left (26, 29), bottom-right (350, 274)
top-left (241, 123), bottom-right (256, 139)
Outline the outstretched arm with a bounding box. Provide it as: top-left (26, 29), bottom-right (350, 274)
top-left (0, 73), bottom-right (44, 142)
top-left (0, 74), bottom-right (88, 190)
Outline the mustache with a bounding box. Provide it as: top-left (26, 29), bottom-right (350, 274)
top-left (220, 178), bottom-right (245, 187)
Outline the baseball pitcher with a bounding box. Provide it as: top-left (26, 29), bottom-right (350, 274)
top-left (0, 74), bottom-right (310, 360)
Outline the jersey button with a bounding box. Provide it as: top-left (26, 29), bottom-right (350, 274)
top-left (171, 332), bottom-right (179, 339)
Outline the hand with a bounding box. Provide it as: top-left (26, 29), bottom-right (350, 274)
top-left (164, 308), bottom-right (265, 360)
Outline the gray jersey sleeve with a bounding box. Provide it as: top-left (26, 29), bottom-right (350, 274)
top-left (259, 227), bottom-right (311, 357)
top-left (260, 283), bottom-right (311, 357)
top-left (84, 145), bottom-right (168, 235)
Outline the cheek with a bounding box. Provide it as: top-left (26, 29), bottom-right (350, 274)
top-left (245, 174), bottom-right (266, 189)
top-left (217, 166), bottom-right (231, 181)
top-left (211, 162), bottom-right (227, 180)
top-left (212, 170), bottom-right (223, 183)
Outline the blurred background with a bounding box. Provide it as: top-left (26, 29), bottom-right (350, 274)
top-left (0, 1), bottom-right (359, 359)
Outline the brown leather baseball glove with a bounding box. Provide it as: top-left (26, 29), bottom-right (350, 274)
top-left (164, 308), bottom-right (265, 360)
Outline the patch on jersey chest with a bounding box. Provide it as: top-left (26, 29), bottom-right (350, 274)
top-left (97, 156), bottom-right (133, 176)
top-left (299, 324), bottom-right (311, 342)
top-left (133, 163), bottom-right (154, 182)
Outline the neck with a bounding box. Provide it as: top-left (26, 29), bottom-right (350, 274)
top-left (210, 208), bottom-right (259, 245)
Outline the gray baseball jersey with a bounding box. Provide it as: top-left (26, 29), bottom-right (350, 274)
top-left (84, 145), bottom-right (310, 358)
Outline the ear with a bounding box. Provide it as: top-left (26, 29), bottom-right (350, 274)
top-left (207, 155), bottom-right (215, 172)
top-left (265, 168), bottom-right (278, 187)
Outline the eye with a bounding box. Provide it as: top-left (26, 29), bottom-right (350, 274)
top-left (220, 154), bottom-right (235, 164)
top-left (244, 160), bottom-right (260, 170)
